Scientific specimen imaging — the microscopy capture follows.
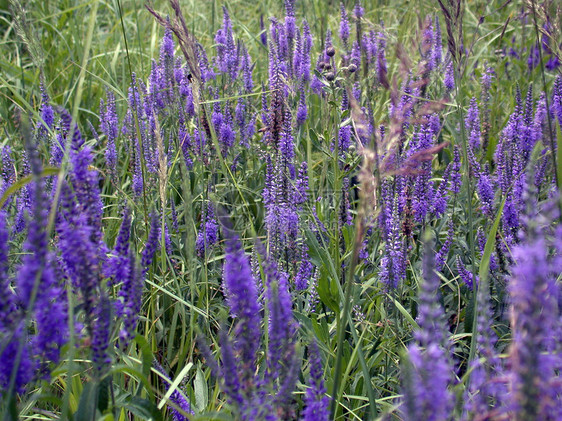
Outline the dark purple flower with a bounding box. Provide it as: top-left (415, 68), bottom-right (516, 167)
top-left (58, 183), bottom-right (101, 334)
top-left (141, 211), bottom-right (161, 274)
top-left (215, 7), bottom-right (238, 79)
top-left (105, 207), bottom-right (132, 286)
top-left (456, 257), bottom-right (477, 290)
top-left (379, 193), bottom-right (406, 289)
top-left (117, 253), bottom-right (144, 345)
top-left (260, 15), bottom-right (268, 47)
top-left (91, 294), bottom-right (112, 377)
top-left (444, 60), bottom-right (455, 91)
top-left (15, 141), bottom-right (68, 384)
top-left (296, 85), bottom-right (308, 125)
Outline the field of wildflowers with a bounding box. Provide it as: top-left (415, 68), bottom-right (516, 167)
top-left (0, 0), bottom-right (561, 419)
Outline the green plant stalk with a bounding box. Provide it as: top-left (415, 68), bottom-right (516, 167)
top-left (330, 214), bottom-right (377, 419)
top-left (116, 0), bottom-right (149, 228)
top-left (453, 61), bottom-right (478, 345)
top-left (529, 0), bottom-right (561, 220)
top-left (465, 195), bottom-right (505, 391)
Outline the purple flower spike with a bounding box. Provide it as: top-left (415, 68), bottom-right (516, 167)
top-left (508, 231), bottom-right (561, 420)
top-left (196, 203), bottom-right (219, 257)
top-left (297, 85), bottom-right (308, 125)
top-left (444, 60), bottom-right (455, 91)
top-left (302, 341), bottom-right (330, 421)
top-left (456, 257), bottom-right (477, 290)
top-left (465, 98), bottom-right (481, 149)
top-left (402, 240), bottom-right (454, 421)
top-left (38, 84), bottom-right (54, 139)
top-left (221, 219), bottom-right (261, 369)
top-left (100, 90), bottom-right (119, 179)
top-left (141, 211), bottom-right (161, 274)
top-left (339, 3), bottom-right (350, 46)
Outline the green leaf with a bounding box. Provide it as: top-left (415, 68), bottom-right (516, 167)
top-left (385, 293), bottom-right (419, 332)
top-left (134, 335), bottom-right (153, 383)
top-left (194, 366), bottom-right (208, 412)
top-left (124, 396), bottom-right (162, 421)
top-left (156, 362), bottom-right (193, 410)
top-left (98, 376), bottom-right (111, 413)
top-left (554, 121), bottom-right (562, 205)
top-left (0, 167), bottom-right (60, 208)
top-left (75, 381), bottom-right (98, 421)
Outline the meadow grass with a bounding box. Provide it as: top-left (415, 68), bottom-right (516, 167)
top-left (0, 0), bottom-right (561, 420)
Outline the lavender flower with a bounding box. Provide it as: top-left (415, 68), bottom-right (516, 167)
top-left (196, 203), bottom-right (219, 257)
top-left (339, 3), bottom-right (350, 46)
top-left (456, 257), bottom-right (477, 290)
top-left (477, 165), bottom-right (494, 217)
top-left (260, 15), bottom-right (267, 47)
top-left (38, 84), bottom-right (54, 139)
top-left (449, 146), bottom-right (462, 194)
top-left (295, 241), bottom-right (313, 290)
top-left (444, 60), bottom-right (455, 92)
top-left (221, 221), bottom-right (261, 369)
top-left (8, 140), bottom-right (68, 390)
top-left (296, 85), bottom-right (308, 125)
top-left (0, 212), bottom-right (14, 330)
top-left (465, 98), bottom-right (481, 149)
top-left (141, 211), bottom-right (161, 274)
top-left (1, 146), bottom-right (15, 204)
top-left (215, 7), bottom-right (238, 79)
top-left (0, 326), bottom-right (33, 395)
top-left (91, 294), bottom-right (112, 377)
top-left (507, 228), bottom-right (562, 420)
top-left (153, 361), bottom-right (194, 421)
top-left (435, 221), bottom-right (453, 272)
top-left (432, 16), bottom-right (442, 69)
top-left (117, 254), bottom-right (143, 345)
top-left (462, 282), bottom-right (505, 419)
top-left (302, 341), bottom-right (329, 421)
top-left (379, 193), bottom-right (406, 289)
top-left (100, 90), bottom-right (119, 179)
top-left (402, 240), bottom-right (454, 421)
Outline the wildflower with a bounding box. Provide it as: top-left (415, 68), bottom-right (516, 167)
top-left (302, 341), bottom-right (329, 421)
top-left (402, 240), bottom-right (454, 421)
top-left (339, 3), bottom-right (350, 46)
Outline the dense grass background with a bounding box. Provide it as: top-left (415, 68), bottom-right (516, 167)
top-left (0, 0), bottom-right (561, 420)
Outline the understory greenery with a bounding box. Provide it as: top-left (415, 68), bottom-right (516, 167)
top-left (1, 0), bottom-right (561, 420)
